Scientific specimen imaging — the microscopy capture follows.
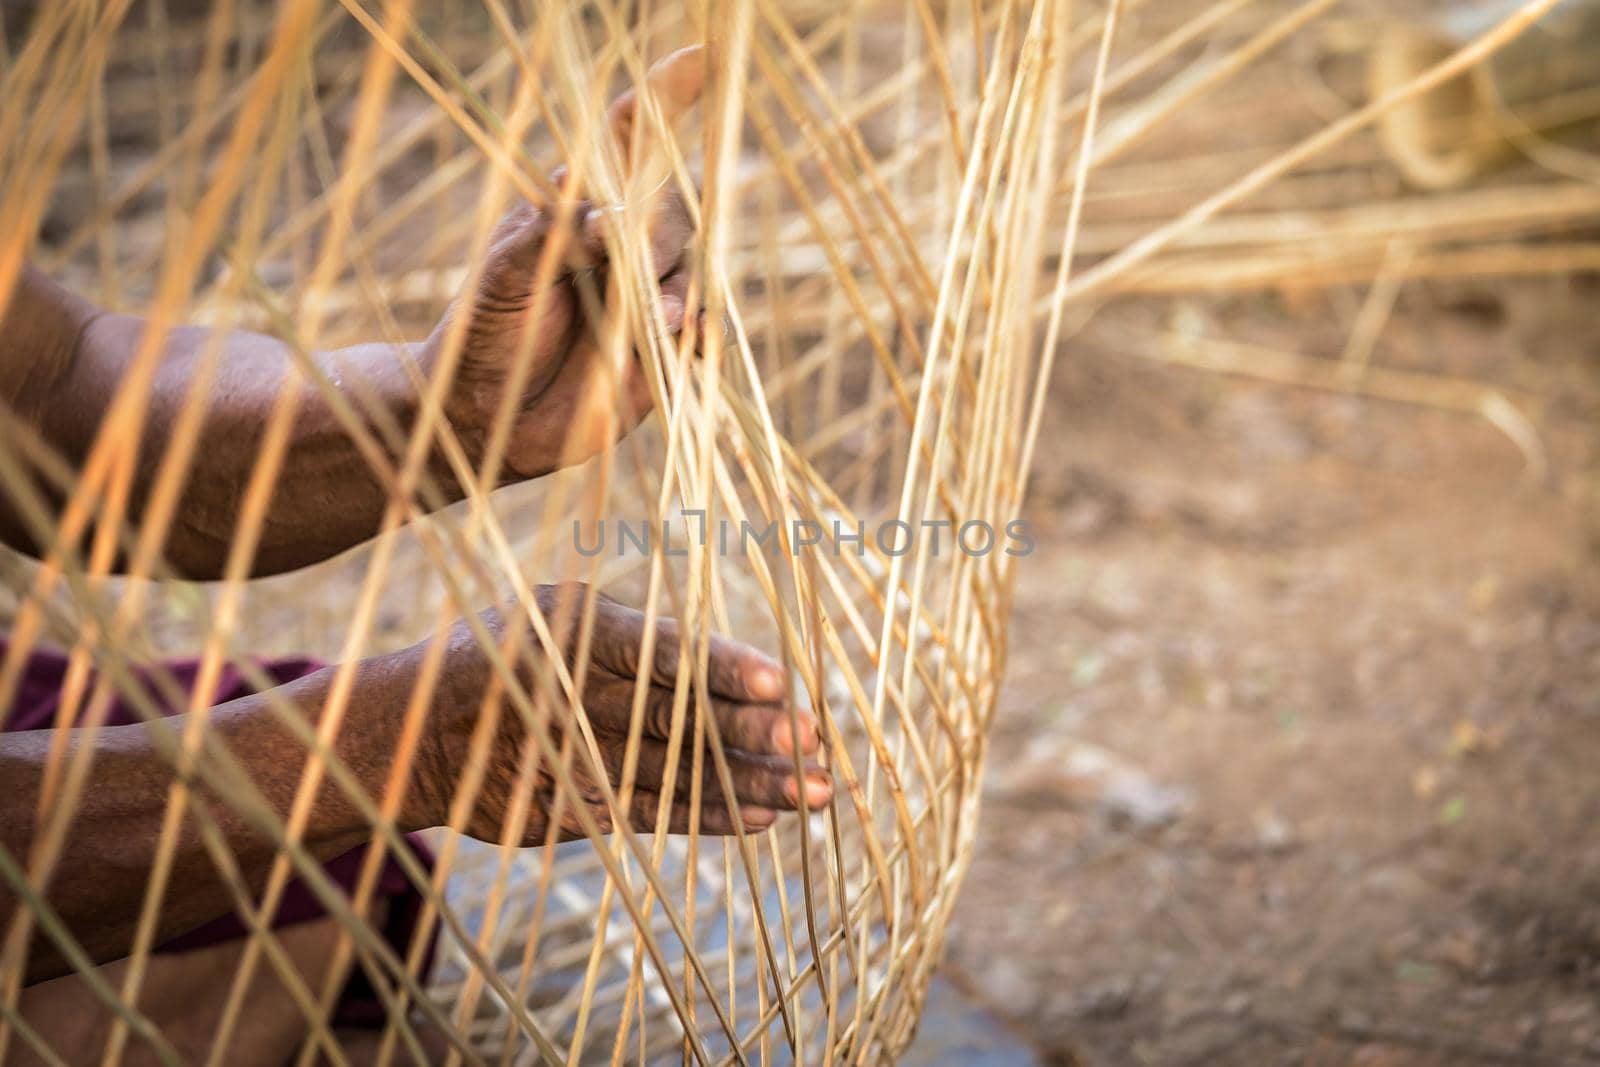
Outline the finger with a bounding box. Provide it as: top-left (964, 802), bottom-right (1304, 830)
top-left (542, 166), bottom-right (609, 267)
top-left (644, 186), bottom-right (695, 278)
top-left (603, 738), bottom-right (830, 811)
top-left (665, 691), bottom-right (819, 759)
top-left (582, 185), bottom-right (694, 279)
top-left (485, 200), bottom-right (605, 283)
top-left (573, 207), bottom-right (610, 269)
top-left (587, 674), bottom-right (820, 756)
top-left (607, 45), bottom-right (707, 161)
top-left (694, 749), bottom-right (831, 811)
top-left (701, 630), bottom-right (785, 703)
top-left (588, 597), bottom-right (786, 703)
top-left (664, 796), bottom-right (777, 836)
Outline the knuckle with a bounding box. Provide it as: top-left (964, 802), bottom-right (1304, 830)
top-left (534, 581), bottom-right (587, 613)
top-left (646, 687), bottom-right (677, 738)
top-left (576, 780), bottom-right (609, 811)
top-left (599, 737), bottom-right (626, 782)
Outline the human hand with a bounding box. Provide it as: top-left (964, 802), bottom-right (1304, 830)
top-left (414, 584), bottom-right (831, 844)
top-left (432, 46), bottom-right (706, 481)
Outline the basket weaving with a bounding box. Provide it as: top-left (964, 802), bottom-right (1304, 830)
top-left (0, 1), bottom-right (1575, 1064)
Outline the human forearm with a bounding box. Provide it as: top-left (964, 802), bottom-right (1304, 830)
top-left (87, 323), bottom-right (466, 578)
top-left (0, 269), bottom-right (478, 576)
top-left (0, 649), bottom-right (430, 985)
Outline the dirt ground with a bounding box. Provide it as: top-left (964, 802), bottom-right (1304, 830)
top-left (939, 274), bottom-right (1600, 1065)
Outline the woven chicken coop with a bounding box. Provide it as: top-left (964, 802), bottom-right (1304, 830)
top-left (0, 0), bottom-right (1587, 1064)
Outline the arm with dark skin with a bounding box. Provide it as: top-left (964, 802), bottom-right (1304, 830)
top-left (0, 49), bottom-right (832, 987)
top-left (0, 206), bottom-right (690, 578)
top-left (1, 583), bottom-right (830, 986)
top-left (0, 45), bottom-right (698, 580)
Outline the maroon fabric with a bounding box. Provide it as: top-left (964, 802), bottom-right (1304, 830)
top-left (2, 636), bottom-right (437, 1027)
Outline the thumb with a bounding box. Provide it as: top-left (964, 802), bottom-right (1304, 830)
top-left (606, 45), bottom-right (707, 166)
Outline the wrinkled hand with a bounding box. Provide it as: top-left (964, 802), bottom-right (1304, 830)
top-left (434, 47), bottom-right (705, 481)
top-left (416, 584), bottom-right (832, 845)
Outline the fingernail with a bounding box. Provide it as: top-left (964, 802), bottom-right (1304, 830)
top-left (742, 805), bottom-right (777, 828)
top-left (787, 773), bottom-right (831, 809)
top-left (749, 665), bottom-right (783, 701)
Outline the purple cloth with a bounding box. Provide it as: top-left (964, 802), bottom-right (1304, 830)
top-left (2, 636), bottom-right (436, 1027)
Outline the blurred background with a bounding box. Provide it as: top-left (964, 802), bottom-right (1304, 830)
top-left (932, 2), bottom-right (1600, 1063)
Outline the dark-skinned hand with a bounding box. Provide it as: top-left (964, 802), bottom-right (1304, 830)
top-left (433, 46), bottom-right (705, 481)
top-left (415, 583), bottom-right (832, 844)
